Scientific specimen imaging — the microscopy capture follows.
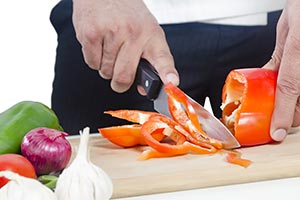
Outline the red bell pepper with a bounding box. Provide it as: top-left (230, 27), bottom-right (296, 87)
top-left (99, 110), bottom-right (165, 147)
top-left (221, 68), bottom-right (277, 146)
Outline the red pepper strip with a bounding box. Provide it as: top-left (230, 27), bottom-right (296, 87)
top-left (150, 115), bottom-right (217, 150)
top-left (99, 124), bottom-right (165, 147)
top-left (137, 149), bottom-right (184, 160)
top-left (223, 150), bottom-right (252, 168)
top-left (164, 83), bottom-right (204, 136)
top-left (141, 116), bottom-right (217, 155)
top-left (104, 110), bottom-right (160, 124)
top-left (165, 83), bottom-right (223, 149)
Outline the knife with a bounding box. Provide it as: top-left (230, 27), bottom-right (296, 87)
top-left (136, 59), bottom-right (240, 149)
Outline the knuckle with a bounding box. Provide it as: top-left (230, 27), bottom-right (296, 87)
top-left (127, 19), bottom-right (160, 39)
top-left (154, 49), bottom-right (173, 59)
top-left (153, 50), bottom-right (174, 66)
top-left (287, 33), bottom-right (300, 54)
top-left (271, 51), bottom-right (282, 67)
top-left (152, 25), bottom-right (165, 35)
top-left (277, 76), bottom-right (300, 97)
top-left (84, 28), bottom-right (100, 43)
top-left (149, 22), bottom-right (166, 36)
top-left (78, 25), bottom-right (103, 43)
top-left (125, 21), bottom-right (143, 38)
top-left (102, 47), bottom-right (114, 59)
top-left (107, 24), bottom-right (120, 35)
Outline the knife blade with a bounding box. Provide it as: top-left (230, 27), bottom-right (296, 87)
top-left (136, 59), bottom-right (240, 149)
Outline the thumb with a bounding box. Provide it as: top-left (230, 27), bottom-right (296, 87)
top-left (263, 10), bottom-right (288, 71)
top-left (142, 29), bottom-right (180, 86)
top-left (262, 10), bottom-right (290, 142)
top-left (268, 10), bottom-right (300, 142)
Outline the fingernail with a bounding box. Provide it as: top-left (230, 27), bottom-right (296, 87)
top-left (272, 129), bottom-right (287, 142)
top-left (166, 73), bottom-right (179, 86)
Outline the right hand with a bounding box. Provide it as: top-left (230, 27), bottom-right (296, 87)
top-left (263, 0), bottom-right (300, 142)
top-left (72, 0), bottom-right (179, 93)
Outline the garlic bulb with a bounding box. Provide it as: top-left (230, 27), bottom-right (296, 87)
top-left (0, 171), bottom-right (57, 200)
top-left (55, 127), bottom-right (113, 200)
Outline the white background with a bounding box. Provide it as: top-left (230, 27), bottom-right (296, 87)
top-left (0, 0), bottom-right (59, 112)
top-left (0, 1), bottom-right (299, 199)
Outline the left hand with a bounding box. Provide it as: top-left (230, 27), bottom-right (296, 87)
top-left (263, 0), bottom-right (300, 141)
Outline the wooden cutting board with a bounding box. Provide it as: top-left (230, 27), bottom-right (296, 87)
top-left (67, 127), bottom-right (300, 199)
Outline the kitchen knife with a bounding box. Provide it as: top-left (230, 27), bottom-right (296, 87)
top-left (136, 59), bottom-right (240, 149)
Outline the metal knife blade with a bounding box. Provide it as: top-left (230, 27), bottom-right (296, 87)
top-left (137, 59), bottom-right (240, 149)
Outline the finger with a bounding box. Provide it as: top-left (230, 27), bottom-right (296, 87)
top-left (81, 40), bottom-right (103, 71)
top-left (292, 97), bottom-right (300, 127)
top-left (137, 85), bottom-right (147, 96)
top-left (142, 29), bottom-right (179, 86)
top-left (263, 10), bottom-right (288, 71)
top-left (110, 42), bottom-right (142, 93)
top-left (99, 30), bottom-right (124, 80)
top-left (270, 29), bottom-right (300, 142)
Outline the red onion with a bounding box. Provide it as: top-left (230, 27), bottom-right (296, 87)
top-left (21, 127), bottom-right (72, 176)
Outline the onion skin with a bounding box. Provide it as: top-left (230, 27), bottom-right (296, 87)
top-left (21, 127), bottom-right (72, 175)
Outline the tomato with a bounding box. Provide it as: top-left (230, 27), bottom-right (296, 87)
top-left (0, 154), bottom-right (37, 188)
top-left (222, 68), bottom-right (277, 146)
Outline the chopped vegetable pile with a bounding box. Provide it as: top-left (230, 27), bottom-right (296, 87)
top-left (99, 82), bottom-right (251, 168)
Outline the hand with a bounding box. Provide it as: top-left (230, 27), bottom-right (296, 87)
top-left (263, 0), bottom-right (300, 141)
top-left (72, 0), bottom-right (179, 93)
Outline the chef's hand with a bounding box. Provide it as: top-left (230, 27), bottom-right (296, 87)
top-left (72, 0), bottom-right (179, 93)
top-left (263, 0), bottom-right (300, 141)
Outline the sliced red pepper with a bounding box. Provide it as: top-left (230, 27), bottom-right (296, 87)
top-left (224, 150), bottom-right (252, 168)
top-left (137, 149), bottom-right (182, 160)
top-left (99, 124), bottom-right (165, 147)
top-left (222, 68), bottom-right (277, 146)
top-left (141, 115), bottom-right (217, 157)
top-left (165, 83), bottom-right (204, 135)
top-left (165, 83), bottom-right (223, 149)
top-left (99, 80), bottom-right (256, 166)
top-left (104, 110), bottom-right (159, 124)
top-left (150, 114), bottom-right (217, 150)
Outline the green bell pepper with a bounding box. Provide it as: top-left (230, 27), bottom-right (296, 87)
top-left (0, 101), bottom-right (63, 154)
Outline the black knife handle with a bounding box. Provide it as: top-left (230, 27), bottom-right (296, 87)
top-left (136, 59), bottom-right (162, 100)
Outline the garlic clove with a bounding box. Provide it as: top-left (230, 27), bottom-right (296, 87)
top-left (0, 171), bottom-right (57, 200)
top-left (55, 127), bottom-right (113, 200)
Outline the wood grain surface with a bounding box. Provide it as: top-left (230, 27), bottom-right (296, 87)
top-left (67, 127), bottom-right (300, 198)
